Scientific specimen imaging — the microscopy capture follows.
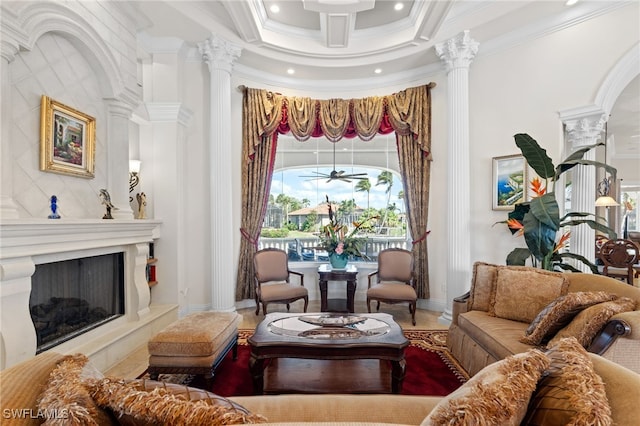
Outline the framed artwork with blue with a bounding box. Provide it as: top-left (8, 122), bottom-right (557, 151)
top-left (492, 154), bottom-right (527, 210)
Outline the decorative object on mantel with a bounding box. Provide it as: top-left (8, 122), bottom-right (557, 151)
top-left (99, 189), bottom-right (117, 220)
top-left (318, 195), bottom-right (377, 267)
top-left (48, 195), bottom-right (61, 219)
top-left (129, 160), bottom-right (141, 202)
top-left (136, 192), bottom-right (147, 219)
top-left (499, 133), bottom-right (617, 272)
top-left (39, 95), bottom-right (95, 178)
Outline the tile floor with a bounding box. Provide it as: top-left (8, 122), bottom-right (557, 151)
top-left (104, 301), bottom-right (447, 379)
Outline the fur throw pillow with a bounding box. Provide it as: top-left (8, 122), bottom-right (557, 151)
top-left (520, 291), bottom-right (617, 346)
top-left (422, 349), bottom-right (550, 426)
top-left (37, 353), bottom-right (112, 426)
top-left (89, 377), bottom-right (267, 425)
top-left (548, 297), bottom-right (637, 348)
top-left (522, 337), bottom-right (613, 425)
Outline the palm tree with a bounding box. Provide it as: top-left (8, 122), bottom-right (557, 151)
top-left (376, 171), bottom-right (394, 231)
top-left (275, 193), bottom-right (294, 227)
top-left (339, 199), bottom-right (357, 224)
top-left (355, 178), bottom-right (372, 211)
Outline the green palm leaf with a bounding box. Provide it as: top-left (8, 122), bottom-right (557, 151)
top-left (529, 193), bottom-right (560, 231)
top-left (522, 212), bottom-right (557, 260)
top-left (506, 248), bottom-right (532, 266)
top-left (514, 133), bottom-right (555, 179)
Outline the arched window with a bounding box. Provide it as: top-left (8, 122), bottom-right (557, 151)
top-left (260, 135), bottom-right (408, 262)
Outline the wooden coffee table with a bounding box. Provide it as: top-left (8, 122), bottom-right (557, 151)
top-left (248, 312), bottom-right (409, 394)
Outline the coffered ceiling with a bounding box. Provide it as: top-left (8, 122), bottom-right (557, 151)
top-left (136, 0), bottom-right (587, 80)
top-left (134, 1), bottom-right (638, 158)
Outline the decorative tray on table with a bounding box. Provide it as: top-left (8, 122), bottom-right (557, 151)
top-left (298, 315), bottom-right (367, 327)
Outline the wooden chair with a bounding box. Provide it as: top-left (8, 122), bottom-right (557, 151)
top-left (253, 248), bottom-right (308, 315)
top-left (597, 239), bottom-right (639, 285)
top-left (367, 248), bottom-right (418, 325)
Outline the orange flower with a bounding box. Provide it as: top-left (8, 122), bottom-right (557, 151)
top-left (530, 177), bottom-right (546, 197)
top-left (507, 218), bottom-right (524, 236)
top-left (553, 232), bottom-right (570, 253)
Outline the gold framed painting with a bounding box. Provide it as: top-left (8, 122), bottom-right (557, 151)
top-left (40, 95), bottom-right (95, 178)
top-left (492, 154), bottom-right (527, 210)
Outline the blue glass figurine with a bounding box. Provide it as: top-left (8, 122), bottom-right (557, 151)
top-left (48, 195), bottom-right (61, 219)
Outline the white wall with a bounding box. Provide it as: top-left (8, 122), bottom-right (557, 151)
top-left (468, 3), bottom-right (639, 269)
top-left (9, 33), bottom-right (108, 218)
top-left (2, 1), bottom-right (140, 219)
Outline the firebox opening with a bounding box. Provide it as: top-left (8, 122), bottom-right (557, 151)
top-left (30, 252), bottom-right (125, 353)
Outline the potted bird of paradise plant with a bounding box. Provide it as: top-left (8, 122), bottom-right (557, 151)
top-left (502, 133), bottom-right (617, 272)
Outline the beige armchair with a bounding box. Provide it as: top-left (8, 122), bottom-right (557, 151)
top-left (367, 248), bottom-right (417, 325)
top-left (253, 248), bottom-right (308, 315)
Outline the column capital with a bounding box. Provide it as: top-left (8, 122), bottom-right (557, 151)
top-left (563, 113), bottom-right (606, 149)
top-left (435, 30), bottom-right (479, 72)
top-left (198, 35), bottom-right (242, 74)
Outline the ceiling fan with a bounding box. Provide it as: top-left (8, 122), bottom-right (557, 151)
top-left (300, 142), bottom-right (368, 182)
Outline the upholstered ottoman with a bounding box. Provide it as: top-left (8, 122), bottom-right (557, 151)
top-left (147, 311), bottom-right (241, 385)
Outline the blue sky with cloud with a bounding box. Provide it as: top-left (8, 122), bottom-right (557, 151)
top-left (271, 167), bottom-right (405, 211)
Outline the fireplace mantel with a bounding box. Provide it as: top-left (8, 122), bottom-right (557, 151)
top-left (0, 219), bottom-right (161, 258)
top-left (0, 219), bottom-right (177, 371)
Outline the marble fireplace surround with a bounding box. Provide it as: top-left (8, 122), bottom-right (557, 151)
top-left (0, 220), bottom-right (178, 371)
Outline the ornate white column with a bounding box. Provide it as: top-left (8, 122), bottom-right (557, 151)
top-left (106, 100), bottom-right (136, 219)
top-left (560, 108), bottom-right (606, 272)
top-left (435, 31), bottom-right (478, 323)
top-left (0, 43), bottom-right (20, 219)
top-left (198, 36), bottom-right (241, 312)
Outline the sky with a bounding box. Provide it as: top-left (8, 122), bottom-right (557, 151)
top-left (270, 167), bottom-right (405, 211)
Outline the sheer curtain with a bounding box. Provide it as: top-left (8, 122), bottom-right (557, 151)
top-left (237, 84), bottom-right (434, 301)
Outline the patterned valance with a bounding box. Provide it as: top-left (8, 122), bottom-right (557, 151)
top-left (242, 84), bottom-right (435, 155)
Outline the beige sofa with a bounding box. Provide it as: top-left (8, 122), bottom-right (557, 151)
top-left (1, 344), bottom-right (640, 425)
top-left (448, 263), bottom-right (640, 377)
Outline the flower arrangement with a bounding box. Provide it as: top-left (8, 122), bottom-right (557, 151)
top-left (318, 195), bottom-right (377, 259)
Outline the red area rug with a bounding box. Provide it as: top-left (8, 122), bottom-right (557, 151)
top-left (155, 329), bottom-right (468, 397)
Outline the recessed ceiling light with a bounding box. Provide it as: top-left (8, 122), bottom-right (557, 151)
top-left (565, 0), bottom-right (579, 6)
top-left (270, 4), bottom-right (280, 13)
top-left (394, 3), bottom-right (404, 11)
top-left (287, 68), bottom-right (295, 75)
top-left (374, 68), bottom-right (382, 74)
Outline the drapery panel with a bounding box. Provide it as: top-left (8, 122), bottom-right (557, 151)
top-left (237, 84), bottom-right (434, 301)
top-left (388, 86), bottom-right (433, 299)
top-left (236, 89), bottom-right (282, 300)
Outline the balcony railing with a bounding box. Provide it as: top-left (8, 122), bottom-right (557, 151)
top-left (259, 236), bottom-right (409, 262)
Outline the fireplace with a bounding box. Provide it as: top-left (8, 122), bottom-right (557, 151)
top-left (30, 252), bottom-right (125, 353)
top-left (0, 219), bottom-right (178, 372)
